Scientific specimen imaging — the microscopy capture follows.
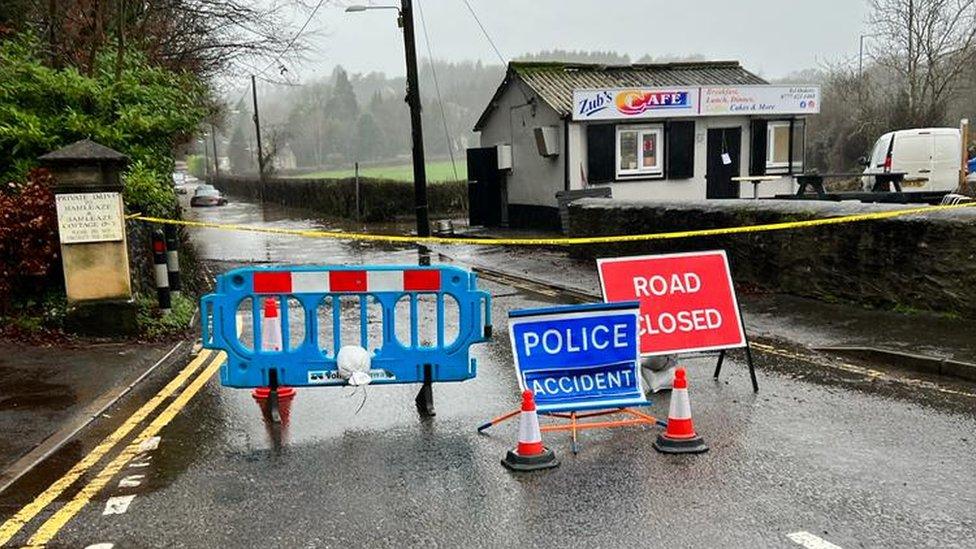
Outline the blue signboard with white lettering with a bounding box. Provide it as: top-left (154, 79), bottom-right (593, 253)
top-left (508, 302), bottom-right (647, 413)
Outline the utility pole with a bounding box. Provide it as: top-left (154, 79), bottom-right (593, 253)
top-left (202, 137), bottom-right (211, 180)
top-left (251, 75), bottom-right (266, 183)
top-left (210, 123), bottom-right (220, 180)
top-left (399, 0), bottom-right (431, 238)
top-left (907, 0), bottom-right (915, 121)
top-left (960, 119), bottom-right (971, 195)
top-left (345, 1), bottom-right (432, 417)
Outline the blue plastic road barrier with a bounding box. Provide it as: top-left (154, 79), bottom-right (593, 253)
top-left (508, 301), bottom-right (648, 413)
top-left (201, 265), bottom-right (492, 388)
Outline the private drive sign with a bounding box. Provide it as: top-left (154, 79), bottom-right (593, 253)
top-left (573, 85), bottom-right (821, 121)
top-left (55, 192), bottom-right (124, 244)
top-left (508, 302), bottom-right (646, 412)
top-left (597, 251), bottom-right (746, 356)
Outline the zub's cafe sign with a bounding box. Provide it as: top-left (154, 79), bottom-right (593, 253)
top-left (573, 85), bottom-right (821, 121)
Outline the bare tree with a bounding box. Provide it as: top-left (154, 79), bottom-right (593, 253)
top-left (870, 0), bottom-right (976, 125)
top-left (1, 0), bottom-right (320, 81)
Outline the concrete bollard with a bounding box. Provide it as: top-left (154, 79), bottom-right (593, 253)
top-left (163, 225), bottom-right (181, 298)
top-left (152, 230), bottom-right (171, 315)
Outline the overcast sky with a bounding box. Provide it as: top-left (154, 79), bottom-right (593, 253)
top-left (283, 0), bottom-right (871, 81)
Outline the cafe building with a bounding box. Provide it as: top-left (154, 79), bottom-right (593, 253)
top-left (468, 61), bottom-right (821, 228)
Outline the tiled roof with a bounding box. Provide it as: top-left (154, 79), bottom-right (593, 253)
top-left (474, 61), bottom-right (769, 130)
top-left (38, 139), bottom-right (129, 163)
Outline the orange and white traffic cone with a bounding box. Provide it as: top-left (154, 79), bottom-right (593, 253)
top-left (501, 390), bottom-right (560, 472)
top-left (252, 298), bottom-right (294, 423)
top-left (252, 386), bottom-right (296, 425)
top-left (260, 297), bottom-right (282, 352)
top-left (653, 367), bottom-right (708, 454)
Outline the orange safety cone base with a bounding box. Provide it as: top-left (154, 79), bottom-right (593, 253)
top-left (653, 432), bottom-right (709, 454)
top-left (251, 387), bottom-right (296, 425)
top-left (501, 447), bottom-right (560, 472)
top-left (251, 387), bottom-right (296, 400)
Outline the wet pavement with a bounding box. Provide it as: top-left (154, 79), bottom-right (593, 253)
top-left (0, 341), bottom-right (184, 492)
top-left (3, 194), bottom-right (975, 548)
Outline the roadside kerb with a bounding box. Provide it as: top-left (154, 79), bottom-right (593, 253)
top-left (813, 346), bottom-right (976, 383)
top-left (0, 349), bottom-right (215, 547)
top-left (0, 342), bottom-right (187, 496)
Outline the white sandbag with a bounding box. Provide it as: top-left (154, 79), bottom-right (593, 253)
top-left (641, 354), bottom-right (677, 393)
top-left (336, 345), bottom-right (372, 386)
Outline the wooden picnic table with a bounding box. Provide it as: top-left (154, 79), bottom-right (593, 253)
top-left (731, 175), bottom-right (784, 199)
top-left (794, 172), bottom-right (907, 198)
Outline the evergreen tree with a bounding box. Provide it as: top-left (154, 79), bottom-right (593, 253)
top-left (227, 123), bottom-right (254, 174)
top-left (327, 67), bottom-right (360, 122)
top-left (355, 112), bottom-right (383, 161)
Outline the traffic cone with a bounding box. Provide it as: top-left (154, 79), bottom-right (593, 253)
top-left (501, 390), bottom-right (560, 472)
top-left (654, 367), bottom-right (708, 454)
top-left (252, 298), bottom-right (294, 422)
top-left (260, 297), bottom-right (282, 352)
top-left (252, 386), bottom-right (296, 425)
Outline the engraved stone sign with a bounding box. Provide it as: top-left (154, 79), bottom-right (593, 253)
top-left (55, 192), bottom-right (124, 244)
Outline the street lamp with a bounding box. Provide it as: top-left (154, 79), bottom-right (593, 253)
top-left (858, 33), bottom-right (879, 106)
top-left (346, 1), bottom-right (431, 239)
top-left (858, 33), bottom-right (878, 80)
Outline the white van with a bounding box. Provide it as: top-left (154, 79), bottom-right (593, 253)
top-left (862, 128), bottom-right (962, 191)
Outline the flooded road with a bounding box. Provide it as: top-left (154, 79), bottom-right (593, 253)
top-left (4, 193), bottom-right (975, 548)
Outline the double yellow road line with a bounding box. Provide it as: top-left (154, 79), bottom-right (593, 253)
top-left (0, 349), bottom-right (225, 548)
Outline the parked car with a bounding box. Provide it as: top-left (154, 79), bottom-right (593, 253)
top-left (190, 187), bottom-right (227, 207)
top-left (861, 128), bottom-right (962, 192)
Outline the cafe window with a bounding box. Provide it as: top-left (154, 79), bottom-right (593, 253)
top-left (765, 120), bottom-right (805, 172)
top-left (616, 125), bottom-right (664, 178)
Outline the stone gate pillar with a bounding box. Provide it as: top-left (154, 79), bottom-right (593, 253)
top-left (39, 139), bottom-right (138, 336)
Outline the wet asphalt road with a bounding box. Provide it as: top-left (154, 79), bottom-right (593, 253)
top-left (7, 195), bottom-right (976, 548)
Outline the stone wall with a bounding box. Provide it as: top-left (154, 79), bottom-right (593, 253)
top-left (567, 198), bottom-right (976, 319)
top-left (212, 175), bottom-right (467, 222)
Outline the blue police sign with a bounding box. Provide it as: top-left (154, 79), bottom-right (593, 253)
top-left (508, 301), bottom-right (647, 413)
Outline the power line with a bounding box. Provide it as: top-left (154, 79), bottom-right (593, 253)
top-left (417, 0), bottom-right (459, 181)
top-left (460, 0), bottom-right (506, 65)
top-left (255, 0), bottom-right (329, 78)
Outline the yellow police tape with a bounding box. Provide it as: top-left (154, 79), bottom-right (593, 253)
top-left (128, 202), bottom-right (976, 247)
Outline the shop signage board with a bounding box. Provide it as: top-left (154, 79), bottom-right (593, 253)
top-left (700, 85), bottom-right (820, 116)
top-left (597, 250), bottom-right (746, 356)
top-left (573, 87), bottom-right (701, 121)
top-left (572, 85), bottom-right (821, 121)
top-left (55, 192), bottom-right (124, 244)
top-left (508, 301), bottom-right (646, 413)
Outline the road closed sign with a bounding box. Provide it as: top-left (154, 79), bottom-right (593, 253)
top-left (508, 301), bottom-right (647, 413)
top-left (597, 250), bottom-right (746, 356)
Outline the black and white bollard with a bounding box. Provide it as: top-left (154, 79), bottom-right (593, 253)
top-left (163, 225), bottom-right (181, 298)
top-left (152, 230), bottom-right (171, 315)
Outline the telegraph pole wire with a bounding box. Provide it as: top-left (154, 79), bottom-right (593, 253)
top-left (417, 0), bottom-right (459, 181)
top-left (460, 0), bottom-right (507, 65)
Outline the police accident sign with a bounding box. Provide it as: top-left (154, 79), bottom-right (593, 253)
top-left (597, 250), bottom-right (746, 355)
top-left (508, 302), bottom-right (647, 413)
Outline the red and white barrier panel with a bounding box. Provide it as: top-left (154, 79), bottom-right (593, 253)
top-left (253, 270), bottom-right (442, 294)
